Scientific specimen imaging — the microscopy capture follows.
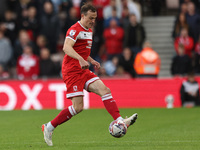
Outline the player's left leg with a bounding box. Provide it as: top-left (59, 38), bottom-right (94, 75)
top-left (88, 79), bottom-right (122, 120)
top-left (88, 79), bottom-right (138, 127)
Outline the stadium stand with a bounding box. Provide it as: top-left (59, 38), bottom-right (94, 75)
top-left (0, 0), bottom-right (200, 79)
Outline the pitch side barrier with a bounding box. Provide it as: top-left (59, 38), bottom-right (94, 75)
top-left (0, 77), bottom-right (196, 110)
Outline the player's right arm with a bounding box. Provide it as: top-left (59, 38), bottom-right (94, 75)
top-left (63, 38), bottom-right (89, 69)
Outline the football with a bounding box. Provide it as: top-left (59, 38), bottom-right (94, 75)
top-left (109, 120), bottom-right (127, 138)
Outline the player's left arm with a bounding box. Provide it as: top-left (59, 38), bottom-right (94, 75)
top-left (87, 56), bottom-right (101, 69)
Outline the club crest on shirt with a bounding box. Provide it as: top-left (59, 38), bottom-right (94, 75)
top-left (73, 85), bottom-right (78, 92)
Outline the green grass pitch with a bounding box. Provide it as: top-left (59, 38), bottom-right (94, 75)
top-left (0, 108), bottom-right (200, 150)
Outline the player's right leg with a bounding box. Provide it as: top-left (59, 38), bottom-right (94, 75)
top-left (42, 96), bottom-right (84, 146)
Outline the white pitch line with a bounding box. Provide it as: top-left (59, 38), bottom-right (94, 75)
top-left (67, 140), bottom-right (200, 144)
top-left (2, 140), bottom-right (199, 145)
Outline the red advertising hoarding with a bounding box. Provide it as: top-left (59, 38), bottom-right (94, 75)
top-left (0, 77), bottom-right (196, 110)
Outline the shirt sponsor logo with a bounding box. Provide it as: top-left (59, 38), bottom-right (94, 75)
top-left (78, 31), bottom-right (92, 40)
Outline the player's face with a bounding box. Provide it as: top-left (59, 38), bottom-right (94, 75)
top-left (83, 10), bottom-right (97, 29)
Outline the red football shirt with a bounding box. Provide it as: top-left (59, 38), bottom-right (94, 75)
top-left (62, 21), bottom-right (93, 76)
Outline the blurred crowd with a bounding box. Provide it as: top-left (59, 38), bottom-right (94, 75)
top-left (171, 0), bottom-right (200, 76)
top-left (0, 0), bottom-right (148, 80)
top-left (0, 0), bottom-right (144, 80)
top-left (0, 0), bottom-right (199, 80)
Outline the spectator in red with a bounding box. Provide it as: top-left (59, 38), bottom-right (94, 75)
top-left (103, 18), bottom-right (124, 60)
top-left (174, 27), bottom-right (194, 57)
top-left (17, 45), bottom-right (39, 80)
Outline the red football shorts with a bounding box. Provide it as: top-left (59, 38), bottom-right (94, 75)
top-left (63, 69), bottom-right (99, 99)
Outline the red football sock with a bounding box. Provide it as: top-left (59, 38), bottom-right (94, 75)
top-left (51, 105), bottom-right (77, 128)
top-left (102, 93), bottom-right (121, 120)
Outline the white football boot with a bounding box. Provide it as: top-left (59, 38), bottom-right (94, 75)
top-left (123, 113), bottom-right (138, 128)
top-left (41, 124), bottom-right (53, 146)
